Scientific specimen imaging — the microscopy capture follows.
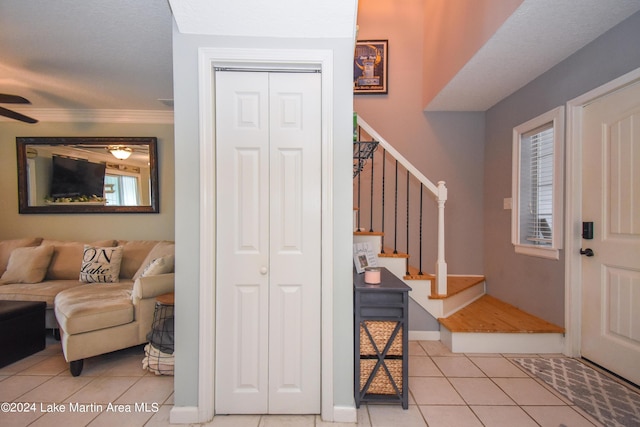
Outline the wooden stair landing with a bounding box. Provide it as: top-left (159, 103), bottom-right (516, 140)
top-left (404, 265), bottom-right (484, 299)
top-left (439, 295), bottom-right (565, 334)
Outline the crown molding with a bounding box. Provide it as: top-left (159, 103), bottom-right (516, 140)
top-left (0, 108), bottom-right (174, 124)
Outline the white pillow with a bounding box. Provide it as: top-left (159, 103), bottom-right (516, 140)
top-left (141, 255), bottom-right (175, 277)
top-left (79, 245), bottom-right (124, 283)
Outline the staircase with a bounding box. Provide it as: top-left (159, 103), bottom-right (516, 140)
top-left (353, 116), bottom-right (564, 353)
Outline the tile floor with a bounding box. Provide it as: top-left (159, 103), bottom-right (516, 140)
top-left (0, 335), bottom-right (610, 426)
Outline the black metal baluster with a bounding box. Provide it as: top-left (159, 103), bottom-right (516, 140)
top-left (419, 185), bottom-right (424, 275)
top-left (394, 160), bottom-right (398, 254)
top-left (406, 170), bottom-right (410, 275)
top-left (357, 142), bottom-right (362, 231)
top-left (369, 146), bottom-right (375, 232)
top-left (380, 150), bottom-right (386, 254)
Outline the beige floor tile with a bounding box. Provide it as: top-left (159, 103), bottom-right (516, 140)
top-left (18, 355), bottom-right (68, 376)
top-left (86, 408), bottom-right (155, 426)
top-left (207, 414), bottom-right (261, 426)
top-left (16, 375), bottom-right (93, 403)
top-left (417, 340), bottom-right (462, 356)
top-left (431, 356), bottom-right (485, 377)
top-left (315, 414), bottom-right (364, 427)
top-left (258, 414), bottom-right (315, 427)
top-left (28, 409), bottom-right (100, 427)
top-left (115, 375), bottom-right (174, 405)
top-left (492, 378), bottom-right (566, 406)
top-left (419, 405), bottom-right (483, 427)
top-left (522, 405), bottom-right (601, 427)
top-left (141, 404), bottom-right (181, 426)
top-left (449, 378), bottom-right (515, 405)
top-left (64, 376), bottom-right (139, 404)
top-left (470, 405), bottom-right (539, 427)
top-left (409, 377), bottom-right (465, 405)
top-left (367, 404), bottom-right (426, 427)
top-left (0, 354), bottom-right (52, 376)
top-left (468, 356), bottom-right (529, 377)
top-left (408, 356), bottom-right (442, 377)
top-left (408, 341), bottom-right (426, 356)
top-left (0, 409), bottom-right (44, 427)
top-left (357, 404), bottom-right (371, 426)
top-left (0, 375), bottom-right (51, 401)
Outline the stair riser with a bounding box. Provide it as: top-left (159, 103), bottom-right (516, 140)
top-left (441, 327), bottom-right (565, 354)
top-left (353, 234), bottom-right (382, 253)
top-left (441, 282), bottom-right (485, 318)
top-left (376, 257), bottom-right (406, 280)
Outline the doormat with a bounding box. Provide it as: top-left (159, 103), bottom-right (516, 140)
top-left (513, 357), bottom-right (640, 427)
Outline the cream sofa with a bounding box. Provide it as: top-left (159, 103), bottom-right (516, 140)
top-left (0, 237), bottom-right (174, 375)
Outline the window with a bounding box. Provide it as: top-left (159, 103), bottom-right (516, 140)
top-left (104, 174), bottom-right (140, 206)
top-left (512, 106), bottom-right (564, 259)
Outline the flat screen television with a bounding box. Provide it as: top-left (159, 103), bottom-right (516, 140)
top-left (50, 155), bottom-right (106, 198)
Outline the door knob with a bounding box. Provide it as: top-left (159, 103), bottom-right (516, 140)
top-left (580, 248), bottom-right (594, 257)
top-left (260, 267), bottom-right (268, 275)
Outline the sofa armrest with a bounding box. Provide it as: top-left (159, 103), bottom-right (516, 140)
top-left (132, 273), bottom-right (174, 305)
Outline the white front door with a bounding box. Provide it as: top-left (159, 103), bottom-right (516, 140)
top-left (215, 70), bottom-right (322, 414)
top-left (581, 80), bottom-right (640, 385)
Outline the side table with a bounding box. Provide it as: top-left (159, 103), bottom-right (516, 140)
top-left (354, 268), bottom-right (411, 409)
top-left (144, 292), bottom-right (175, 375)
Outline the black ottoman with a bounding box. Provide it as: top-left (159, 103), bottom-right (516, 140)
top-left (0, 300), bottom-right (46, 368)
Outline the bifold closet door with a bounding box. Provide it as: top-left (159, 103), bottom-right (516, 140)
top-left (215, 70), bottom-right (321, 414)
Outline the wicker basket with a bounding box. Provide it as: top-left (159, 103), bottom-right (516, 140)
top-left (360, 321), bottom-right (402, 356)
top-left (359, 359), bottom-right (403, 395)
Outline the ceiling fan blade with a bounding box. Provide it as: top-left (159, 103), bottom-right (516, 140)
top-left (0, 106), bottom-right (38, 124)
top-left (0, 94), bottom-right (31, 104)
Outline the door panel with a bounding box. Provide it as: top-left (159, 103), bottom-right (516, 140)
top-left (581, 81), bottom-right (640, 386)
top-left (216, 71), bottom-right (270, 413)
top-left (216, 71), bottom-right (321, 414)
top-left (268, 73), bottom-right (321, 413)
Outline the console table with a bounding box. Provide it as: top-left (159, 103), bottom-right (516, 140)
top-left (354, 267), bottom-right (410, 409)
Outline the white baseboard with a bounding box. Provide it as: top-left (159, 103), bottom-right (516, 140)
top-left (332, 405), bottom-right (358, 423)
top-left (169, 406), bottom-right (203, 424)
top-left (409, 331), bottom-right (440, 341)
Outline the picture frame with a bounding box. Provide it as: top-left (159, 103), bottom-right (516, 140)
top-left (354, 40), bottom-right (388, 94)
top-left (353, 242), bottom-right (378, 274)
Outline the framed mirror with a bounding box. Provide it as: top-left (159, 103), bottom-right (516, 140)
top-left (17, 137), bottom-right (159, 214)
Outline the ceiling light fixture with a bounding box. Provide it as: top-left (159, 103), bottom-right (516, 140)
top-left (108, 145), bottom-right (132, 160)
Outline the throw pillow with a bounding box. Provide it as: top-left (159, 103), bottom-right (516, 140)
top-left (141, 255), bottom-right (175, 277)
top-left (0, 245), bottom-right (54, 283)
top-left (132, 241), bottom-right (175, 280)
top-left (79, 245), bottom-right (124, 283)
top-left (0, 237), bottom-right (43, 276)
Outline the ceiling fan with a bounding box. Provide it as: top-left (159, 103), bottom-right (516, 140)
top-left (0, 94), bottom-right (38, 124)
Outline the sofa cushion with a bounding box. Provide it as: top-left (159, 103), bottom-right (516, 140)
top-left (0, 245), bottom-right (54, 284)
top-left (55, 284), bottom-right (134, 335)
top-left (140, 255), bottom-right (175, 278)
top-left (0, 237), bottom-right (43, 276)
top-left (43, 239), bottom-right (117, 280)
top-left (117, 240), bottom-right (165, 280)
top-left (0, 280), bottom-right (85, 308)
top-left (79, 245), bottom-right (124, 283)
top-left (132, 241), bottom-right (175, 280)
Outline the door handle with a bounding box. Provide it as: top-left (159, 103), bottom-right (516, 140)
top-left (580, 248), bottom-right (594, 257)
top-left (260, 266), bottom-right (268, 275)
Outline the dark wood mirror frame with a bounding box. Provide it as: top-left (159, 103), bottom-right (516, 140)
top-left (17, 137), bottom-right (159, 214)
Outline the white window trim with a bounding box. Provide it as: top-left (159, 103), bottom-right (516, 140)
top-left (512, 106), bottom-right (564, 260)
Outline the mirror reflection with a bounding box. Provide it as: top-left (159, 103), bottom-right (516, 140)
top-left (17, 137), bottom-right (159, 214)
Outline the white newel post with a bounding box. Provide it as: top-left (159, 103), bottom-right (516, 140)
top-left (435, 181), bottom-right (448, 296)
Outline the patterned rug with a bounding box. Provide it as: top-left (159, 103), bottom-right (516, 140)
top-left (513, 358), bottom-right (640, 427)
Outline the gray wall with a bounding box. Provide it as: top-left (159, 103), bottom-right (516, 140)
top-left (0, 121), bottom-right (175, 242)
top-left (484, 11), bottom-right (640, 326)
top-left (171, 29), bottom-right (356, 409)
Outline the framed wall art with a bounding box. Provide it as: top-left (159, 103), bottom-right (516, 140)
top-left (354, 40), bottom-right (388, 94)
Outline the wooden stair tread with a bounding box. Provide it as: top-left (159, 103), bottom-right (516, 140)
top-left (354, 230), bottom-right (384, 236)
top-left (404, 265), bottom-right (484, 299)
top-left (378, 246), bottom-right (409, 258)
top-left (439, 295), bottom-right (565, 334)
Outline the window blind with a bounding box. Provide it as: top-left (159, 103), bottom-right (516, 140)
top-left (519, 124), bottom-right (554, 246)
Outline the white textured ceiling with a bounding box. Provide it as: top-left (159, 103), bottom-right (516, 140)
top-left (0, 0), bottom-right (639, 122)
top-left (426, 0), bottom-right (640, 111)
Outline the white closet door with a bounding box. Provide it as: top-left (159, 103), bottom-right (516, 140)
top-left (268, 72), bottom-right (321, 414)
top-left (215, 71), bottom-right (321, 414)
